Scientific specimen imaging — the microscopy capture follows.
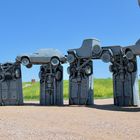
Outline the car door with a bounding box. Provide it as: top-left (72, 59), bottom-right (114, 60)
top-left (30, 53), bottom-right (50, 64)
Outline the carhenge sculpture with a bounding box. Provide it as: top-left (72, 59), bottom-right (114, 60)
top-left (0, 39), bottom-right (139, 107)
top-left (16, 48), bottom-right (66, 105)
top-left (67, 39), bottom-right (140, 106)
top-left (39, 49), bottom-right (66, 105)
top-left (100, 40), bottom-right (140, 106)
top-left (0, 62), bottom-right (23, 105)
top-left (67, 39), bottom-right (101, 105)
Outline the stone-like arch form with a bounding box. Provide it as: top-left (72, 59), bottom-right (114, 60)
top-left (0, 39), bottom-right (139, 107)
top-left (67, 39), bottom-right (140, 106)
top-left (16, 48), bottom-right (67, 106)
top-left (101, 42), bottom-right (140, 106)
top-left (0, 62), bottom-right (23, 105)
top-left (0, 48), bottom-right (66, 106)
top-left (67, 39), bottom-right (101, 105)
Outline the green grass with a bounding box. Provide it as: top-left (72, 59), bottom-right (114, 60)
top-left (23, 79), bottom-right (113, 101)
top-left (23, 82), bottom-right (40, 100)
top-left (94, 78), bottom-right (113, 99)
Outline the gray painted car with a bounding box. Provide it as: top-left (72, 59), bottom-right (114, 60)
top-left (122, 39), bottom-right (140, 60)
top-left (16, 48), bottom-right (66, 68)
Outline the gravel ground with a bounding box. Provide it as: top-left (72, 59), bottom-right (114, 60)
top-left (0, 99), bottom-right (140, 140)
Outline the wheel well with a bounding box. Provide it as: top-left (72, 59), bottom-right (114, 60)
top-left (51, 56), bottom-right (60, 60)
top-left (125, 48), bottom-right (132, 54)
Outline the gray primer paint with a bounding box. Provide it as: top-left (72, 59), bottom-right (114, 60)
top-left (0, 62), bottom-right (23, 105)
top-left (39, 63), bottom-right (63, 106)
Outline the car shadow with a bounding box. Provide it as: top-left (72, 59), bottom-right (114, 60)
top-left (87, 104), bottom-right (140, 112)
top-left (23, 103), bottom-right (40, 106)
top-left (23, 102), bottom-right (140, 112)
top-left (23, 102), bottom-right (70, 107)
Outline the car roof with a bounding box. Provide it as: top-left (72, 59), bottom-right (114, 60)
top-left (36, 48), bottom-right (64, 57)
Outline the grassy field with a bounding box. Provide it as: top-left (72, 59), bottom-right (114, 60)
top-left (23, 79), bottom-right (113, 101)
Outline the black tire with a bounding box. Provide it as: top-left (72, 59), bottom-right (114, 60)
top-left (67, 53), bottom-right (76, 64)
top-left (93, 45), bottom-right (102, 55)
top-left (125, 50), bottom-right (134, 60)
top-left (127, 62), bottom-right (135, 72)
top-left (101, 52), bottom-right (111, 63)
top-left (21, 57), bottom-right (30, 66)
top-left (51, 56), bottom-right (60, 66)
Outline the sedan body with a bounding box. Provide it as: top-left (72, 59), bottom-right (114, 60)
top-left (16, 48), bottom-right (66, 68)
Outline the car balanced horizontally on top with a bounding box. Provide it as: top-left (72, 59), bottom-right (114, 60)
top-left (1, 38), bottom-right (140, 106)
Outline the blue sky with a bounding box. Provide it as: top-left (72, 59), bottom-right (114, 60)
top-left (0, 0), bottom-right (140, 81)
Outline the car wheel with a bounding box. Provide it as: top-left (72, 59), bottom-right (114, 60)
top-left (21, 57), bottom-right (30, 66)
top-left (26, 64), bottom-right (32, 69)
top-left (125, 50), bottom-right (134, 60)
top-left (67, 53), bottom-right (76, 63)
top-left (93, 45), bottom-right (102, 54)
top-left (51, 57), bottom-right (60, 66)
top-left (127, 62), bottom-right (135, 72)
top-left (55, 70), bottom-right (62, 81)
top-left (101, 52), bottom-right (111, 63)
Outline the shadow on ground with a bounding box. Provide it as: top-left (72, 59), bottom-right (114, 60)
top-left (23, 102), bottom-right (140, 112)
top-left (87, 104), bottom-right (140, 112)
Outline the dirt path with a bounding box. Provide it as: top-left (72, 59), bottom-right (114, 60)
top-left (0, 99), bottom-right (140, 140)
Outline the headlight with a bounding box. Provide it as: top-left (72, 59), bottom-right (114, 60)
top-left (51, 57), bottom-right (60, 66)
top-left (85, 65), bottom-right (92, 75)
top-left (15, 68), bottom-right (21, 78)
top-left (67, 53), bottom-right (75, 63)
